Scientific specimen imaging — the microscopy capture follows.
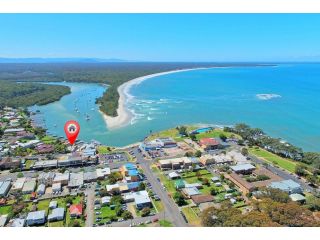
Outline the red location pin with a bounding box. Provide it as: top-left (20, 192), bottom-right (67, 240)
top-left (64, 120), bottom-right (80, 145)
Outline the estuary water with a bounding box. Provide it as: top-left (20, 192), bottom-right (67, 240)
top-left (30, 64), bottom-right (320, 151)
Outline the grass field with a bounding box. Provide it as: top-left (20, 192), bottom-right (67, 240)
top-left (195, 129), bottom-right (241, 141)
top-left (249, 147), bottom-right (297, 173)
top-left (159, 219), bottom-right (173, 227)
top-left (41, 135), bottom-right (56, 144)
top-left (0, 205), bottom-right (12, 215)
top-left (181, 207), bottom-right (201, 226)
top-left (97, 145), bottom-right (112, 154)
top-left (25, 160), bottom-right (35, 169)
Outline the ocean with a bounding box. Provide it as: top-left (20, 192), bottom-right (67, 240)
top-left (30, 64), bottom-right (320, 151)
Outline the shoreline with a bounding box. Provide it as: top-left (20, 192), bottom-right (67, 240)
top-left (102, 67), bottom-right (213, 129)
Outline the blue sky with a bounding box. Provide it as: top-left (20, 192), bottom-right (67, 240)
top-left (1, 14), bottom-right (320, 61)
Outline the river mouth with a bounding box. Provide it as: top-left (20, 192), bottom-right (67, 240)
top-left (27, 63), bottom-right (320, 152)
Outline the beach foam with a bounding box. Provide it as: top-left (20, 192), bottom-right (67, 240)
top-left (101, 67), bottom-right (211, 129)
top-left (256, 93), bottom-right (282, 100)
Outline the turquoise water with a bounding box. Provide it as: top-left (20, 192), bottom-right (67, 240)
top-left (30, 64), bottom-right (320, 151)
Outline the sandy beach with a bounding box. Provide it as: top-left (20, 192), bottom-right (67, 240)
top-left (102, 68), bottom-right (210, 129)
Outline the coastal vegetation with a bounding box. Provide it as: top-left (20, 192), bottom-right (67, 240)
top-left (0, 80), bottom-right (70, 108)
top-left (0, 62), bottom-right (264, 117)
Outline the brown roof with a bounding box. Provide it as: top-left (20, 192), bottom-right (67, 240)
top-left (199, 138), bottom-right (220, 146)
top-left (227, 173), bottom-right (255, 191)
top-left (191, 194), bottom-right (215, 205)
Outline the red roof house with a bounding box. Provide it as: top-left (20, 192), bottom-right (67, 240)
top-left (69, 204), bottom-right (83, 217)
top-left (199, 138), bottom-right (221, 150)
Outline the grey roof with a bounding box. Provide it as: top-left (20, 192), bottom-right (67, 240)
top-left (269, 179), bottom-right (302, 192)
top-left (26, 210), bottom-right (46, 221)
top-left (231, 163), bottom-right (256, 172)
top-left (48, 208), bottom-right (65, 220)
top-left (36, 184), bottom-right (46, 193)
top-left (0, 215), bottom-right (8, 227)
top-left (68, 172), bottom-right (84, 187)
top-left (84, 171), bottom-right (97, 181)
top-left (183, 187), bottom-right (201, 196)
top-left (49, 201), bottom-right (57, 208)
top-left (11, 218), bottom-right (26, 227)
top-left (0, 181), bottom-right (11, 196)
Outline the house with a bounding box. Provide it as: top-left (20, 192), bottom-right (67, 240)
top-left (199, 138), bottom-right (221, 150)
top-left (96, 168), bottom-right (111, 179)
top-left (158, 157), bottom-right (192, 170)
top-left (101, 196), bottom-right (111, 206)
top-left (10, 218), bottom-right (26, 227)
top-left (182, 187), bottom-right (201, 198)
top-left (22, 179), bottom-right (36, 194)
top-left (168, 171), bottom-right (180, 180)
top-left (36, 144), bottom-right (55, 154)
top-left (69, 204), bottom-right (83, 218)
top-left (106, 183), bottom-right (120, 193)
top-left (84, 171), bottom-right (97, 183)
top-left (0, 157), bottom-right (20, 170)
top-left (53, 172), bottom-right (69, 185)
top-left (33, 160), bottom-right (57, 170)
top-left (11, 177), bottom-right (26, 192)
top-left (37, 172), bottom-right (56, 186)
top-left (52, 182), bottom-right (62, 193)
top-left (157, 138), bottom-right (177, 148)
top-left (124, 190), bottom-right (152, 210)
top-left (26, 210), bottom-right (46, 226)
top-left (211, 176), bottom-right (220, 183)
top-left (49, 201), bottom-right (58, 209)
top-left (0, 181), bottom-right (11, 197)
top-left (289, 193), bottom-right (306, 203)
top-left (48, 208), bottom-right (65, 222)
top-left (68, 172), bottom-right (84, 188)
top-left (191, 195), bottom-right (215, 205)
top-left (226, 173), bottom-right (256, 194)
top-left (230, 163), bottom-right (256, 174)
top-left (17, 140), bottom-right (41, 148)
top-left (0, 215), bottom-right (8, 227)
top-left (268, 179), bottom-right (302, 194)
top-left (120, 163), bottom-right (140, 182)
top-left (175, 179), bottom-right (186, 189)
top-left (127, 182), bottom-right (140, 191)
top-left (36, 184), bottom-right (46, 195)
top-left (199, 154), bottom-right (216, 165)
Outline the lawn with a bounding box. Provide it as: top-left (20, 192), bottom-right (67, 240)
top-left (181, 207), bottom-right (201, 226)
top-left (97, 145), bottom-right (112, 154)
top-left (41, 135), bottom-right (56, 144)
top-left (195, 129), bottom-right (241, 141)
top-left (146, 128), bottom-right (183, 142)
top-left (152, 198), bottom-right (164, 212)
top-left (159, 219), bottom-right (173, 227)
top-left (249, 147), bottom-right (297, 173)
top-left (0, 205), bottom-right (12, 215)
top-left (48, 220), bottom-right (64, 227)
top-left (25, 160), bottom-right (35, 169)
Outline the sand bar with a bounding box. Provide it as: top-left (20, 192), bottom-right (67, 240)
top-left (102, 67), bottom-right (211, 129)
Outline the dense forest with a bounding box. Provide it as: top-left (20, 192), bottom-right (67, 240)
top-left (0, 80), bottom-right (70, 108)
top-left (0, 62), bottom-right (270, 116)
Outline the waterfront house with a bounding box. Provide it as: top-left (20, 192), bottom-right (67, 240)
top-left (199, 138), bottom-right (221, 150)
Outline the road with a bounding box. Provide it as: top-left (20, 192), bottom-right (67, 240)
top-left (130, 147), bottom-right (188, 227)
top-left (85, 187), bottom-right (95, 227)
top-left (249, 154), bottom-right (317, 193)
